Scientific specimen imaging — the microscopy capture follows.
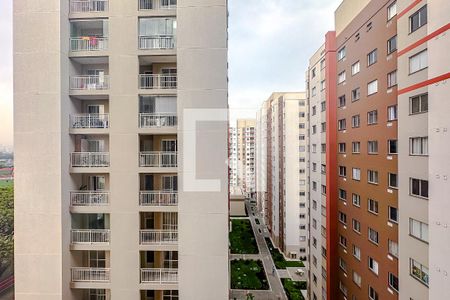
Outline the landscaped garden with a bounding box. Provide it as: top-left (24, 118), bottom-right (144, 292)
top-left (230, 259), bottom-right (269, 290)
top-left (281, 278), bottom-right (306, 300)
top-left (229, 219), bottom-right (259, 254)
top-left (265, 237), bottom-right (305, 269)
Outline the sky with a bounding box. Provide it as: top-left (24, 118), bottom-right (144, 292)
top-left (0, 0), bottom-right (341, 147)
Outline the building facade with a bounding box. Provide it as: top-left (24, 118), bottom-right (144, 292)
top-left (13, 1), bottom-right (229, 299)
top-left (228, 127), bottom-right (238, 188)
top-left (236, 119), bottom-right (256, 196)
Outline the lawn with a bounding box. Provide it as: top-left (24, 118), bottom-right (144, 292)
top-left (265, 238), bottom-right (304, 269)
top-left (281, 278), bottom-right (306, 300)
top-left (229, 219), bottom-right (259, 254)
top-left (230, 259), bottom-right (269, 290)
top-left (0, 181), bottom-right (13, 188)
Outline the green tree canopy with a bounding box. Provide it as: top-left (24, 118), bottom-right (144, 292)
top-left (0, 185), bottom-right (14, 267)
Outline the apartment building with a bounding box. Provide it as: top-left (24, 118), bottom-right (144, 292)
top-left (13, 1), bottom-right (229, 300)
top-left (397, 1), bottom-right (450, 299)
top-left (306, 31), bottom-right (337, 300)
top-left (256, 101), bottom-right (269, 216)
top-left (228, 127), bottom-right (238, 188)
top-left (256, 92), bottom-right (309, 259)
top-left (236, 119), bottom-right (256, 196)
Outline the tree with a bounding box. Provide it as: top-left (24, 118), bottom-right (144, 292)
top-left (0, 185), bottom-right (14, 269)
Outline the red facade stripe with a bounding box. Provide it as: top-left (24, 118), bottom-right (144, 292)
top-left (398, 72), bottom-right (450, 95)
top-left (398, 23), bottom-right (450, 57)
top-left (398, 0), bottom-right (422, 19)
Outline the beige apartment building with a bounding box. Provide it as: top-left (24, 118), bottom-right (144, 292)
top-left (13, 0), bottom-right (229, 299)
top-left (256, 92), bottom-right (309, 259)
top-left (236, 119), bottom-right (256, 196)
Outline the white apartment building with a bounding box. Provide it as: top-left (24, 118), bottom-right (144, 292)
top-left (13, 1), bottom-right (229, 300)
top-left (228, 127), bottom-right (238, 187)
top-left (256, 92), bottom-right (309, 259)
top-left (236, 119), bottom-right (256, 196)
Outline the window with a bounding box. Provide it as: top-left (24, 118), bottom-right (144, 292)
top-left (368, 80), bottom-right (378, 95)
top-left (321, 80), bottom-right (326, 90)
top-left (410, 178), bottom-right (428, 198)
top-left (312, 105), bottom-right (317, 115)
top-left (410, 137), bottom-right (428, 155)
top-left (312, 125), bottom-right (317, 134)
top-left (321, 144), bottom-right (326, 153)
top-left (352, 219), bottom-right (361, 233)
top-left (368, 227), bottom-right (379, 244)
top-left (351, 87), bottom-right (361, 101)
top-left (410, 93), bottom-right (428, 114)
top-left (389, 206), bottom-right (398, 223)
top-left (352, 61), bottom-right (360, 75)
top-left (368, 170), bottom-right (379, 184)
top-left (338, 119), bottom-right (346, 131)
top-left (388, 2), bottom-right (397, 20)
top-left (410, 5), bottom-right (427, 33)
top-left (352, 193), bottom-right (361, 207)
top-left (388, 139), bottom-right (398, 154)
top-left (353, 271), bottom-right (362, 287)
top-left (339, 257), bottom-right (347, 272)
top-left (338, 47), bottom-right (346, 61)
top-left (410, 258), bottom-right (429, 286)
top-left (368, 198), bottom-right (379, 214)
top-left (389, 240), bottom-right (399, 258)
top-left (312, 86), bottom-right (317, 96)
top-left (338, 95), bottom-right (346, 107)
top-left (387, 35), bottom-right (397, 54)
top-left (388, 70), bottom-right (397, 88)
top-left (339, 166), bottom-right (347, 178)
top-left (389, 273), bottom-right (399, 292)
top-left (409, 49), bottom-right (428, 74)
top-left (339, 281), bottom-right (348, 296)
top-left (352, 142), bottom-right (361, 154)
top-left (369, 286), bottom-right (379, 300)
top-left (339, 211), bottom-right (347, 224)
top-left (389, 173), bottom-right (398, 188)
top-left (353, 245), bottom-right (361, 260)
top-left (367, 49), bottom-right (377, 66)
top-left (368, 141), bottom-right (378, 154)
top-left (368, 110), bottom-right (378, 125)
top-left (352, 115), bottom-right (360, 128)
top-left (409, 218), bottom-right (429, 242)
top-left (368, 257), bottom-right (379, 275)
top-left (339, 235), bottom-right (347, 248)
top-left (321, 164), bottom-right (326, 174)
top-left (339, 189), bottom-right (347, 201)
top-left (321, 122), bottom-right (326, 132)
top-left (338, 71), bottom-right (346, 84)
top-left (321, 185), bottom-right (326, 195)
top-left (321, 101), bottom-right (326, 112)
top-left (338, 143), bottom-right (346, 153)
top-left (352, 168), bottom-right (361, 180)
top-left (388, 105), bottom-right (398, 121)
top-left (320, 59), bottom-right (325, 69)
top-left (311, 67), bottom-right (316, 78)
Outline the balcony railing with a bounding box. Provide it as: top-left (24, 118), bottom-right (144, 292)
top-left (140, 230), bottom-right (178, 245)
top-left (139, 191), bottom-right (178, 206)
top-left (70, 152), bottom-right (110, 167)
top-left (70, 75), bottom-right (110, 90)
top-left (140, 268), bottom-right (178, 284)
top-left (139, 113), bottom-right (177, 128)
top-left (71, 229), bottom-right (110, 244)
top-left (70, 37), bottom-right (108, 52)
top-left (71, 268), bottom-right (110, 282)
top-left (139, 74), bottom-right (177, 90)
top-left (70, 114), bottom-right (109, 129)
top-left (70, 0), bottom-right (109, 13)
top-left (139, 35), bottom-right (176, 50)
top-left (139, 151), bottom-right (177, 167)
top-left (139, 0), bottom-right (176, 10)
top-left (70, 191), bottom-right (109, 206)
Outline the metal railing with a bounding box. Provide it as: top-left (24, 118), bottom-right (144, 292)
top-left (139, 74), bottom-right (177, 89)
top-left (70, 37), bottom-right (108, 52)
top-left (70, 0), bottom-right (109, 12)
top-left (139, 0), bottom-right (176, 10)
top-left (139, 151), bottom-right (177, 167)
top-left (71, 268), bottom-right (110, 282)
top-left (70, 229), bottom-right (110, 244)
top-left (70, 191), bottom-right (109, 206)
top-left (70, 75), bottom-right (110, 90)
top-left (140, 230), bottom-right (178, 245)
top-left (139, 35), bottom-right (176, 50)
top-left (70, 114), bottom-right (109, 129)
top-left (140, 268), bottom-right (178, 284)
top-left (70, 152), bottom-right (110, 167)
top-left (139, 191), bottom-right (178, 206)
top-left (139, 113), bottom-right (177, 128)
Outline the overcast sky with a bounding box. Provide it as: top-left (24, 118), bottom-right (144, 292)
top-left (0, 0), bottom-right (340, 147)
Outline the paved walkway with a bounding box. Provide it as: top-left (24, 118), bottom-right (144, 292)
top-left (230, 200), bottom-right (287, 300)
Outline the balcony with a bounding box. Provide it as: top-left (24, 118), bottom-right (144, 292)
top-left (139, 0), bottom-right (176, 10)
top-left (70, 114), bottom-right (109, 129)
top-left (70, 37), bottom-right (108, 52)
top-left (139, 35), bottom-right (176, 50)
top-left (70, 0), bottom-right (109, 13)
top-left (71, 267), bottom-right (110, 283)
top-left (139, 74), bottom-right (177, 90)
top-left (71, 152), bottom-right (110, 168)
top-left (140, 268), bottom-right (178, 284)
top-left (140, 230), bottom-right (178, 245)
top-left (139, 191), bottom-right (178, 206)
top-left (71, 229), bottom-right (110, 245)
top-left (139, 151), bottom-right (177, 167)
top-left (139, 113), bottom-right (177, 128)
top-left (71, 191), bottom-right (109, 206)
top-left (70, 75), bottom-right (110, 91)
